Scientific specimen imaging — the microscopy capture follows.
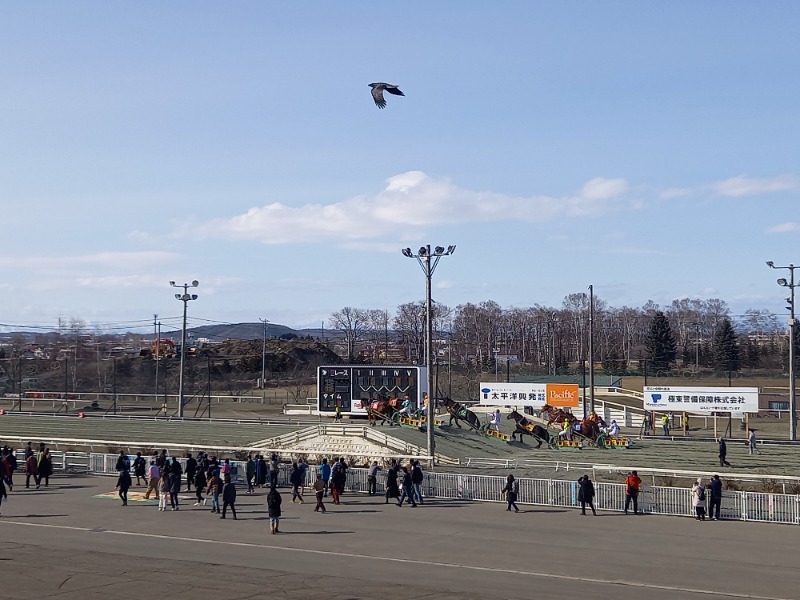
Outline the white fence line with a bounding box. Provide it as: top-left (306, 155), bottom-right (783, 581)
top-left (60, 452), bottom-right (800, 526)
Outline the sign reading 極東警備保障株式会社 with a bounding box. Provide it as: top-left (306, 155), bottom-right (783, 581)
top-left (643, 386), bottom-right (758, 414)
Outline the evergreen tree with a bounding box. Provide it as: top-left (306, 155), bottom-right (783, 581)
top-left (712, 318), bottom-right (740, 371)
top-left (645, 311), bottom-right (678, 371)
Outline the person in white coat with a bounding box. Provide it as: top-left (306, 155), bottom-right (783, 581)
top-left (692, 478), bottom-right (707, 520)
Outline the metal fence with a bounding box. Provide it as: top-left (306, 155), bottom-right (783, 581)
top-left (68, 452), bottom-right (800, 526)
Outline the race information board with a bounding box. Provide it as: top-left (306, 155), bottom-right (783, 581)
top-left (317, 365), bottom-right (425, 414)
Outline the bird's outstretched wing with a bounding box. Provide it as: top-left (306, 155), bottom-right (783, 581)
top-left (384, 85), bottom-right (404, 97)
top-left (371, 86), bottom-right (387, 109)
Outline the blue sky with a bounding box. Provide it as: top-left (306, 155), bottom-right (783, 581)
top-left (2, 3), bottom-right (799, 333)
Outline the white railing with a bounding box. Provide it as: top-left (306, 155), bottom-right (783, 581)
top-left (79, 452), bottom-right (800, 525)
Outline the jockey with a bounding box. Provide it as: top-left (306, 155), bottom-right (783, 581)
top-left (558, 420), bottom-right (572, 440)
top-left (490, 409), bottom-right (501, 431)
top-left (398, 394), bottom-right (412, 417)
top-left (419, 393), bottom-right (429, 416)
top-left (606, 419), bottom-right (620, 437)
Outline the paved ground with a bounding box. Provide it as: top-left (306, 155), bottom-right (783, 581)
top-left (0, 474), bottom-right (797, 600)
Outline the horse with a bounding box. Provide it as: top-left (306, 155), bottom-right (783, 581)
top-left (365, 397), bottom-right (400, 426)
top-left (439, 398), bottom-right (485, 434)
top-left (540, 403), bottom-right (578, 428)
top-left (506, 410), bottom-right (551, 447)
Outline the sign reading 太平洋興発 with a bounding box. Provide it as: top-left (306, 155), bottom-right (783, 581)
top-left (479, 383), bottom-right (579, 408)
top-left (643, 386), bottom-right (758, 414)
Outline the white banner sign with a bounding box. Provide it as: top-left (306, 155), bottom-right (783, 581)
top-left (479, 382), bottom-right (579, 408)
top-left (643, 386), bottom-right (759, 414)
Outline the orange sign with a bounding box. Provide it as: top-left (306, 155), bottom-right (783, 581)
top-left (546, 384), bottom-right (579, 408)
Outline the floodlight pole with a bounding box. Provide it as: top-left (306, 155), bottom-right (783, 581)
top-left (402, 244), bottom-right (456, 464)
top-left (171, 280), bottom-right (199, 418)
top-left (588, 284), bottom-right (595, 415)
top-left (767, 262), bottom-right (797, 441)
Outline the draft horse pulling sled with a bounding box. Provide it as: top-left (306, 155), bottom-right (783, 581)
top-left (439, 398), bottom-right (489, 435)
top-left (539, 404), bottom-right (629, 449)
top-left (365, 397), bottom-right (401, 426)
top-left (506, 409), bottom-right (556, 448)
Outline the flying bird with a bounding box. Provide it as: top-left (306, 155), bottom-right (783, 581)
top-left (369, 82), bottom-right (404, 109)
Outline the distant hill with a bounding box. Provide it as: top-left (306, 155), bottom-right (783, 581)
top-left (163, 323), bottom-right (344, 342)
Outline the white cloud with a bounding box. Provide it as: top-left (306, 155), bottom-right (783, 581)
top-left (0, 251), bottom-right (179, 271)
top-left (711, 175), bottom-right (800, 197)
top-left (180, 171), bottom-right (630, 245)
top-left (767, 222), bottom-right (800, 234)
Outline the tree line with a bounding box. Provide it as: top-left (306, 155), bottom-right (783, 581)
top-left (329, 296), bottom-right (795, 375)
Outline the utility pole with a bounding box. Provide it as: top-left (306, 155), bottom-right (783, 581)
top-left (154, 314), bottom-right (160, 401)
top-left (260, 317), bottom-right (269, 391)
top-left (170, 280), bottom-right (199, 418)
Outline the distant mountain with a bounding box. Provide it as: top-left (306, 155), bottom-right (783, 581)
top-left (162, 322), bottom-right (345, 342)
top-left (0, 322), bottom-right (345, 343)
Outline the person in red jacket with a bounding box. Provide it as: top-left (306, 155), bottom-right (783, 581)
top-left (624, 470), bottom-right (642, 515)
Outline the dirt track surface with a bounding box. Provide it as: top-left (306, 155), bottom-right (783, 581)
top-left (0, 474), bottom-right (798, 600)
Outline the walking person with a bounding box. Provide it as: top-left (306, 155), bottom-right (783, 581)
top-left (158, 470), bottom-right (170, 511)
top-left (269, 454), bottom-right (280, 488)
top-left (0, 471), bottom-right (6, 517)
top-left (624, 470), bottom-right (642, 515)
top-left (692, 478), bottom-right (707, 520)
top-left (330, 460), bottom-right (345, 505)
top-left (319, 457), bottom-right (331, 497)
top-left (396, 466), bottom-right (417, 507)
top-left (207, 470), bottom-right (221, 514)
top-left (115, 450), bottom-right (130, 474)
top-left (367, 461), bottom-right (381, 496)
top-left (289, 463), bottom-right (305, 504)
top-left (245, 454), bottom-right (256, 494)
top-left (267, 485), bottom-right (282, 533)
top-left (144, 461), bottom-right (160, 500)
top-left (385, 462), bottom-right (400, 504)
top-left (748, 429), bottom-right (760, 455)
top-left (185, 453), bottom-right (197, 492)
top-left (501, 474), bottom-right (519, 512)
top-left (220, 474), bottom-right (237, 519)
top-left (298, 458), bottom-right (309, 495)
top-left (133, 452), bottom-right (147, 486)
top-left (255, 455), bottom-right (267, 488)
top-left (24, 451), bottom-right (38, 489)
top-left (661, 413), bottom-right (670, 436)
top-left (708, 474), bottom-right (723, 520)
top-left (37, 448), bottom-right (52, 488)
top-left (718, 438), bottom-right (731, 467)
top-left (169, 464), bottom-right (181, 511)
top-left (116, 467), bottom-right (132, 506)
top-left (578, 475), bottom-right (597, 516)
top-left (313, 473), bottom-right (327, 513)
top-left (410, 460), bottom-right (424, 505)
top-left (193, 468), bottom-right (207, 506)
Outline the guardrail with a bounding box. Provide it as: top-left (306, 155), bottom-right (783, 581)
top-left (79, 453), bottom-right (800, 525)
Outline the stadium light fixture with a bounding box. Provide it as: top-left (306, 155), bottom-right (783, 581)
top-left (767, 262), bottom-right (797, 441)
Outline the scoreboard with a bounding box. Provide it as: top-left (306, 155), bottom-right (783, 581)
top-left (317, 365), bottom-right (427, 415)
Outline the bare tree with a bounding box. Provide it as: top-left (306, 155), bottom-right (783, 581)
top-left (329, 307), bottom-right (368, 361)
